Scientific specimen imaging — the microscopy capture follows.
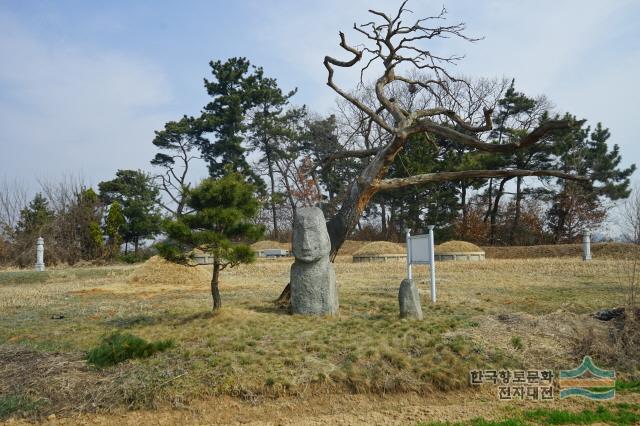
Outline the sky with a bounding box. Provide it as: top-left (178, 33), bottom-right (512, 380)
top-left (0, 0), bottom-right (638, 195)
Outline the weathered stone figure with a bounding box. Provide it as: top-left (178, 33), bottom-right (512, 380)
top-left (398, 278), bottom-right (423, 320)
top-left (290, 207), bottom-right (338, 315)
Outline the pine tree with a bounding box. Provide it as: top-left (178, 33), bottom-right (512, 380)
top-left (99, 170), bottom-right (161, 255)
top-left (16, 193), bottom-right (53, 236)
top-left (157, 172), bottom-right (264, 309)
top-left (246, 75), bottom-right (298, 240)
top-left (546, 118), bottom-right (636, 242)
top-left (151, 116), bottom-right (205, 218)
top-left (104, 201), bottom-right (125, 257)
top-left (199, 57), bottom-right (267, 188)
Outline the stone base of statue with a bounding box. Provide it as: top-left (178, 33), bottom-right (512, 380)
top-left (289, 207), bottom-right (339, 316)
top-left (399, 278), bottom-right (423, 319)
top-left (290, 260), bottom-right (338, 315)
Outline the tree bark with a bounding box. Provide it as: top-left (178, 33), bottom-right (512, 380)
top-left (211, 261), bottom-right (222, 310)
top-left (381, 201), bottom-right (387, 237)
top-left (460, 183), bottom-right (467, 238)
top-left (265, 144), bottom-right (279, 240)
top-left (509, 176), bottom-right (523, 244)
top-left (489, 177), bottom-right (513, 244)
top-left (484, 178), bottom-right (493, 223)
top-left (326, 136), bottom-right (407, 259)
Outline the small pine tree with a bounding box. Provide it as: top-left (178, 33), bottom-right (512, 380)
top-left (16, 193), bottom-right (53, 235)
top-left (157, 172), bottom-right (264, 309)
top-left (104, 202), bottom-right (124, 257)
top-left (98, 170), bottom-right (162, 254)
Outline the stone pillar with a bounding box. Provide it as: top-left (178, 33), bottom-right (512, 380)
top-left (399, 278), bottom-right (423, 319)
top-left (290, 207), bottom-right (338, 315)
top-left (35, 236), bottom-right (45, 272)
top-left (582, 229), bottom-right (592, 261)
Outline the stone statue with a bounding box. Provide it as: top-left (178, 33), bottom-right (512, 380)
top-left (290, 207), bottom-right (338, 315)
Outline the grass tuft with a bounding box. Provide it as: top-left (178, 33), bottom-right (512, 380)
top-left (0, 395), bottom-right (44, 420)
top-left (86, 332), bottom-right (174, 367)
top-left (510, 336), bottom-right (523, 350)
top-left (421, 404), bottom-right (640, 425)
top-left (524, 404), bottom-right (640, 425)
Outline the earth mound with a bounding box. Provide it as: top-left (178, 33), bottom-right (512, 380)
top-left (436, 240), bottom-right (483, 253)
top-left (250, 240), bottom-right (290, 251)
top-left (353, 241), bottom-right (406, 256)
top-left (128, 256), bottom-right (209, 287)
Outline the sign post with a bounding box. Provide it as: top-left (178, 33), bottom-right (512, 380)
top-left (406, 227), bottom-right (436, 303)
top-left (428, 225), bottom-right (436, 303)
top-left (405, 228), bottom-right (412, 281)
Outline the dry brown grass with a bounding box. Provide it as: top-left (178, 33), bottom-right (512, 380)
top-left (352, 241), bottom-right (406, 256)
top-left (1, 256), bottom-right (639, 420)
top-left (436, 240), bottom-right (483, 253)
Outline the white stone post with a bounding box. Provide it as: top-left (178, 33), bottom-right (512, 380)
top-left (582, 229), bottom-right (592, 261)
top-left (35, 236), bottom-right (45, 271)
top-left (428, 225), bottom-right (436, 303)
top-left (405, 228), bottom-right (412, 280)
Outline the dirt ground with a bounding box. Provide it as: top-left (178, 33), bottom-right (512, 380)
top-left (5, 389), bottom-right (640, 425)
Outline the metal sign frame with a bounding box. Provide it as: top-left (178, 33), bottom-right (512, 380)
top-left (406, 226), bottom-right (436, 303)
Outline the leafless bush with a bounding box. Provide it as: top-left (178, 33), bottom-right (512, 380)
top-left (622, 185), bottom-right (640, 244)
top-left (0, 177), bottom-right (28, 239)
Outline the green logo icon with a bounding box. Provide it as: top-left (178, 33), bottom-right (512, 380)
top-left (559, 356), bottom-right (615, 400)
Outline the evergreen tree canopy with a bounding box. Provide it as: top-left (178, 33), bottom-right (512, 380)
top-left (546, 117), bottom-right (636, 241)
top-left (199, 57), bottom-right (273, 188)
top-left (157, 171), bottom-right (264, 309)
top-left (16, 193), bottom-right (53, 236)
top-left (98, 170), bottom-right (162, 253)
top-left (151, 115), bottom-right (205, 217)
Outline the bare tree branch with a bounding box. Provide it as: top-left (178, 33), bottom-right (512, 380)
top-left (324, 33), bottom-right (394, 133)
top-left (322, 148), bottom-right (380, 163)
top-left (375, 169), bottom-right (588, 191)
top-left (410, 118), bottom-right (577, 153)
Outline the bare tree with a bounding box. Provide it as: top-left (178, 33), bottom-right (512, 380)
top-left (0, 177), bottom-right (28, 238)
top-left (277, 2), bottom-right (586, 303)
top-left (622, 185), bottom-right (640, 244)
top-left (321, 2), bottom-right (585, 256)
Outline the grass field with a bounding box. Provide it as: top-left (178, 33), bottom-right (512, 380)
top-left (1, 256), bottom-right (639, 424)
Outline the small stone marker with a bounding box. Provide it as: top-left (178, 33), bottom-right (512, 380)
top-left (290, 207), bottom-right (338, 315)
top-left (582, 228), bottom-right (592, 261)
top-left (399, 278), bottom-right (423, 319)
top-left (35, 236), bottom-right (45, 272)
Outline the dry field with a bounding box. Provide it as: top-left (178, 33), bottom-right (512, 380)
top-left (1, 255), bottom-right (639, 424)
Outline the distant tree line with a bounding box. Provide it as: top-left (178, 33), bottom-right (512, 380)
top-left (151, 58), bottom-right (635, 247)
top-left (0, 171), bottom-right (162, 266)
top-left (0, 56), bottom-right (637, 268)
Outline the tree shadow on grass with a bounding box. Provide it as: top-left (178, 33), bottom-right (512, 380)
top-left (105, 310), bottom-right (222, 328)
top-left (247, 304), bottom-right (291, 316)
top-left (103, 314), bottom-right (166, 329)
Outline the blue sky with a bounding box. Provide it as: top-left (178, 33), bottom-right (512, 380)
top-left (0, 0), bottom-right (638, 192)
